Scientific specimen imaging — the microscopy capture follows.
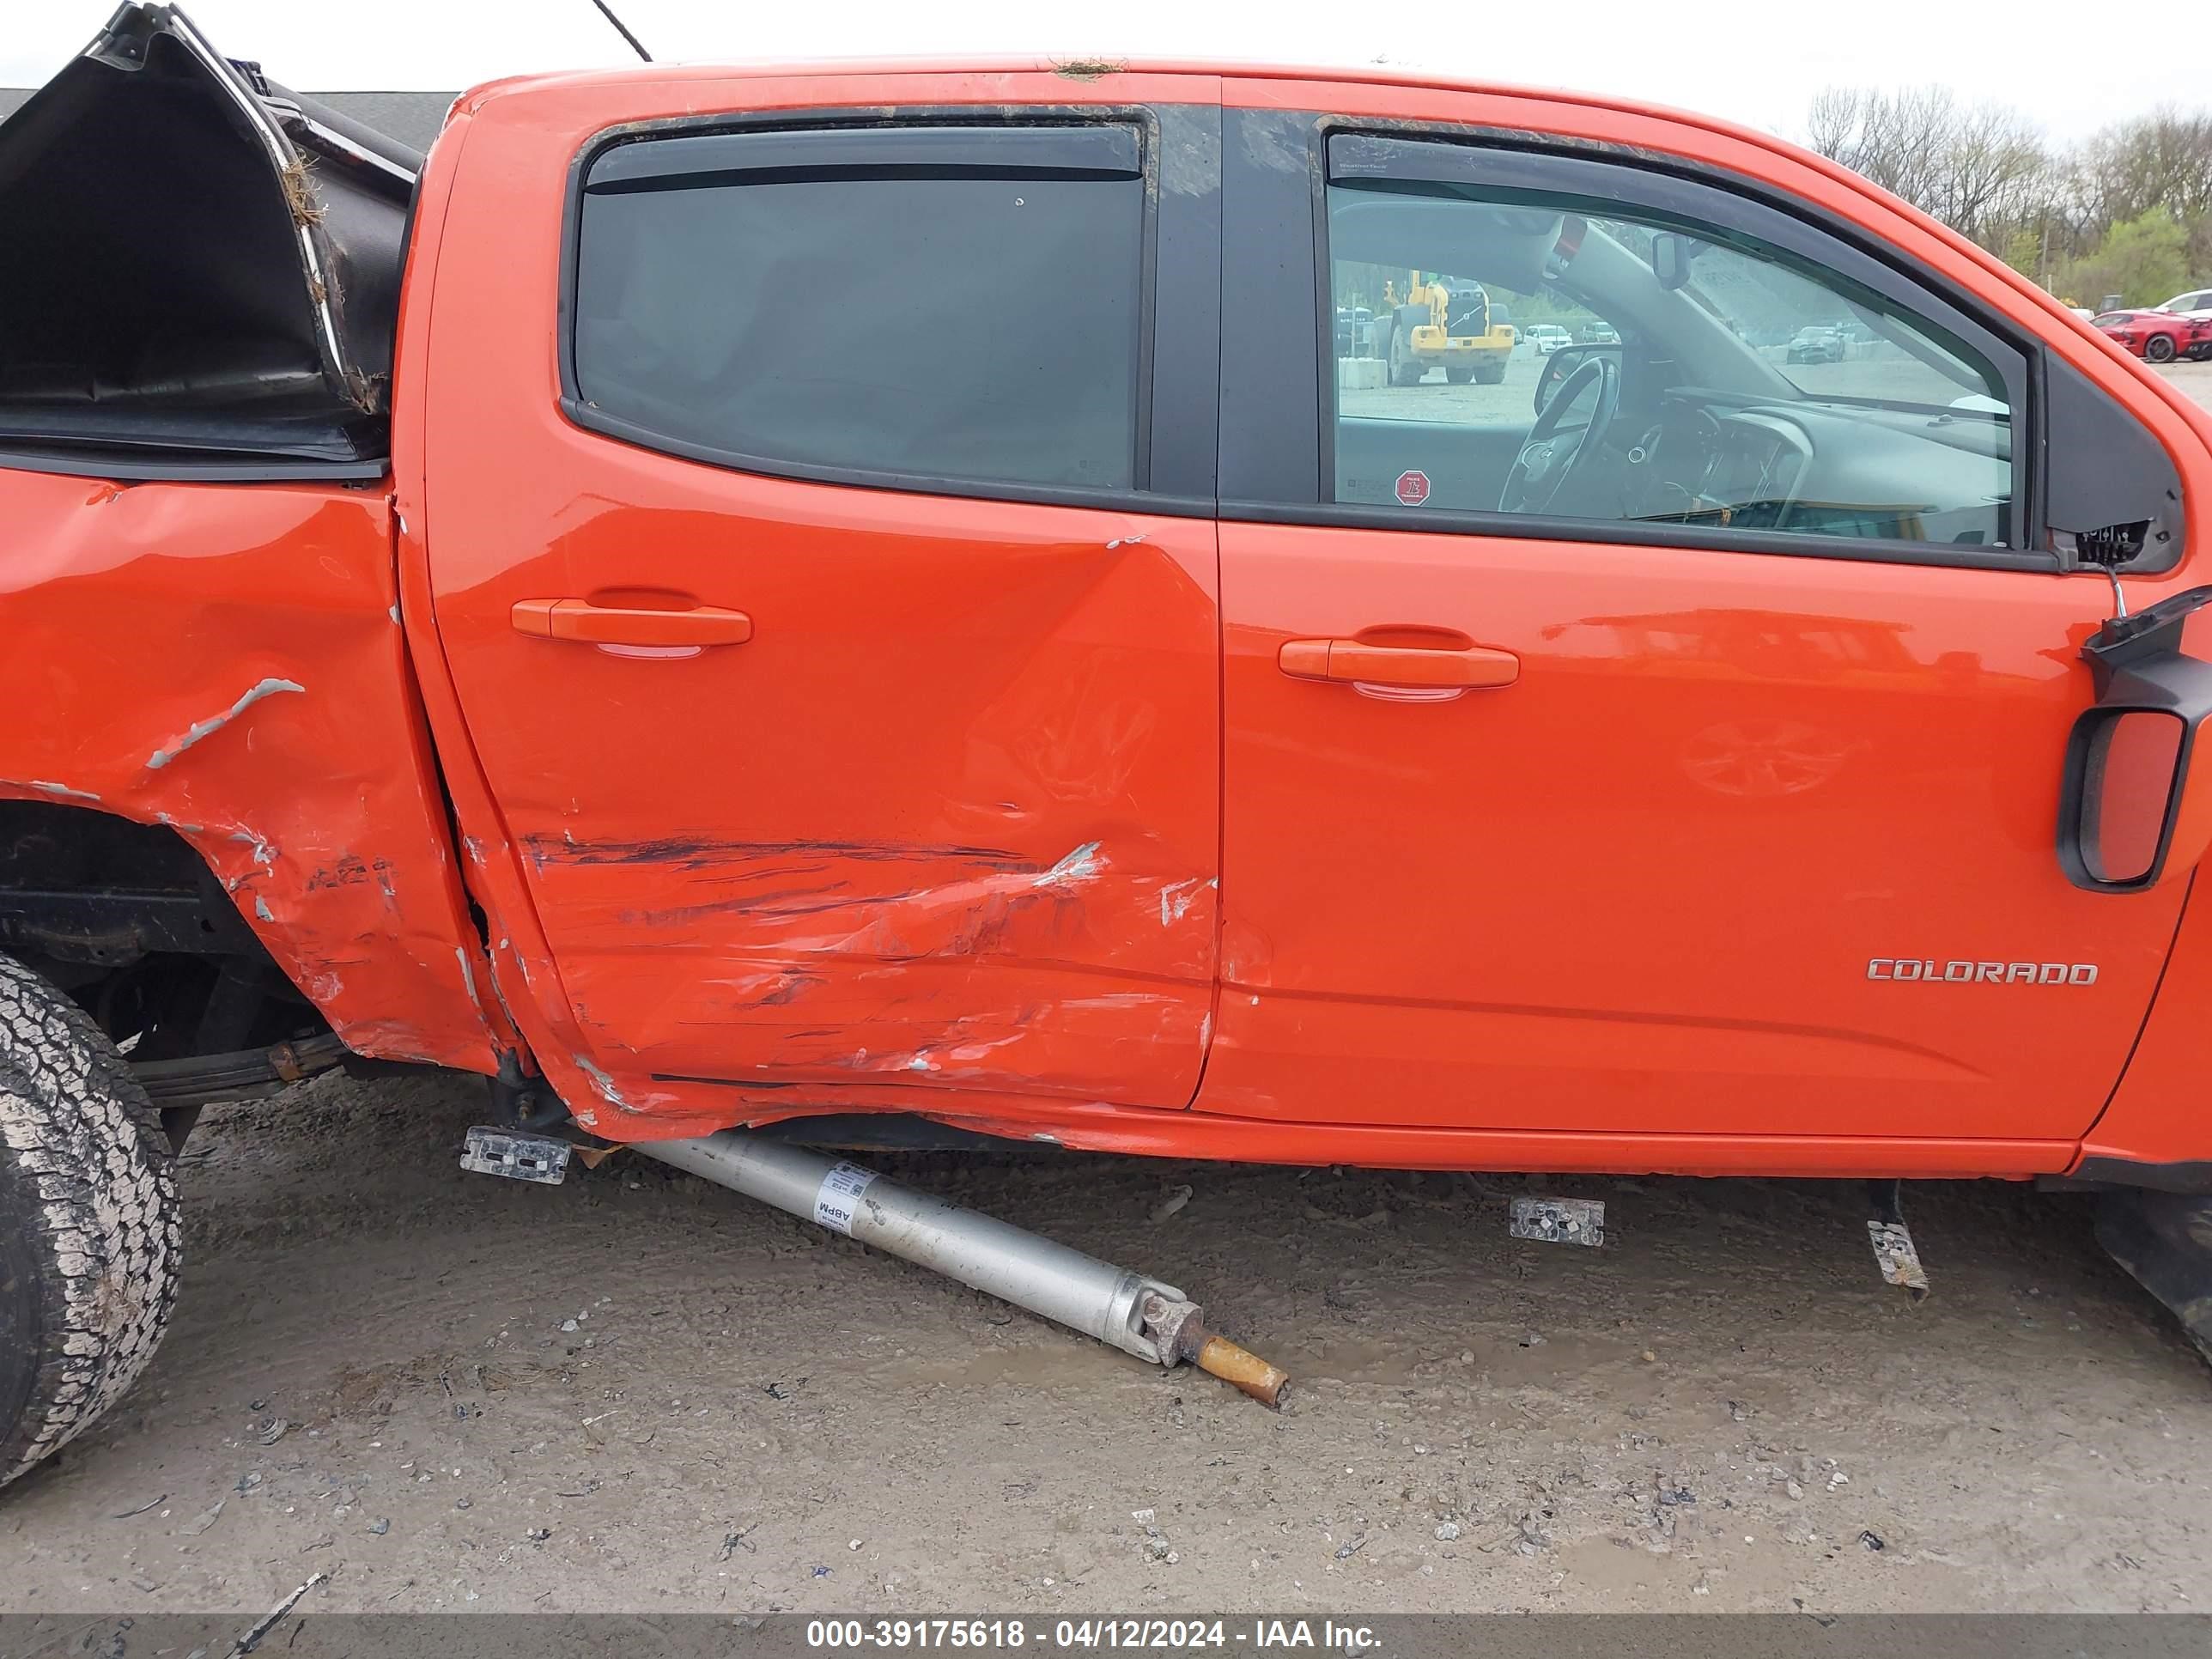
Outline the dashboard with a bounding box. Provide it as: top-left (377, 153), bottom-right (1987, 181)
top-left (1614, 390), bottom-right (2014, 548)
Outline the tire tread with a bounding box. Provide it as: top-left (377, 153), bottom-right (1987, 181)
top-left (0, 953), bottom-right (180, 1491)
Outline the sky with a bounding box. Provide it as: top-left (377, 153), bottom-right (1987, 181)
top-left (2, 0), bottom-right (2193, 146)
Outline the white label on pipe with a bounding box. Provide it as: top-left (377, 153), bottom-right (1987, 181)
top-left (813, 1162), bottom-right (878, 1236)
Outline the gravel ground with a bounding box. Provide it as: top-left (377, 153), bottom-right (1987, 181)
top-left (2155, 357), bottom-right (2212, 407)
top-left (3, 1071), bottom-right (2209, 1615)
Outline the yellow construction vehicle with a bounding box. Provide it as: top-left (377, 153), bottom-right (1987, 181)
top-left (1376, 271), bottom-right (1516, 386)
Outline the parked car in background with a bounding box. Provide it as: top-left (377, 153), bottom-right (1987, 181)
top-left (1787, 325), bottom-right (1846, 363)
top-left (2094, 309), bottom-right (2212, 363)
top-left (1577, 321), bottom-right (1620, 344)
top-left (2154, 288), bottom-right (2212, 319)
top-left (1525, 323), bottom-right (1572, 354)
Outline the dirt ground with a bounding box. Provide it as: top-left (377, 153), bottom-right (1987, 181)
top-left (3, 1069), bottom-right (2210, 1616)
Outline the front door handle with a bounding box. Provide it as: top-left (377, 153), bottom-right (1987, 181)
top-left (512, 599), bottom-right (754, 647)
top-left (1278, 638), bottom-right (1520, 689)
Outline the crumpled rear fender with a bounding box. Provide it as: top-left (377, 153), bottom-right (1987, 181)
top-left (0, 466), bottom-right (509, 1072)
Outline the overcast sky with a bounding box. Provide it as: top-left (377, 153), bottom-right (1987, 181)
top-left (2, 0), bottom-right (2191, 145)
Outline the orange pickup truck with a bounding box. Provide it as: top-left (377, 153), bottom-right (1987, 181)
top-left (5, 3), bottom-right (2212, 1481)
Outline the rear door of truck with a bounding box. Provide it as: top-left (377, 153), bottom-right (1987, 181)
top-left (414, 73), bottom-right (1224, 1131)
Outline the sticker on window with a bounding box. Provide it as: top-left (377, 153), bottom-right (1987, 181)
top-left (1395, 470), bottom-right (1431, 507)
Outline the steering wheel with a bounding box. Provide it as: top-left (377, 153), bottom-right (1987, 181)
top-left (1498, 354), bottom-right (1621, 515)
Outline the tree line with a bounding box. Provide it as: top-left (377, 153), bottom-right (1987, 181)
top-left (1804, 88), bottom-right (2212, 308)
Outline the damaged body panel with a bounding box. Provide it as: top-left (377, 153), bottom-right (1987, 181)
top-left (404, 68), bottom-right (1225, 1139)
top-left (0, 3), bottom-right (416, 473)
top-left (11, 10), bottom-right (2212, 1200)
top-left (0, 466), bottom-right (507, 1073)
top-left (422, 489), bottom-right (1223, 1131)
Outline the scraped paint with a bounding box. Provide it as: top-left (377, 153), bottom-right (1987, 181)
top-left (1158, 875), bottom-right (1213, 927)
top-left (574, 1052), bottom-right (632, 1109)
top-left (0, 471), bottom-right (505, 1078)
top-left (1033, 841), bottom-right (1104, 888)
top-left (455, 947), bottom-right (484, 1018)
top-left (146, 678), bottom-right (305, 770)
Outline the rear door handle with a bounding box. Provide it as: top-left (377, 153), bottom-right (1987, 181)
top-left (511, 599), bottom-right (754, 647)
top-left (1278, 638), bottom-right (1520, 689)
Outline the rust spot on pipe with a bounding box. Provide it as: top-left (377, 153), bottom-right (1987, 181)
top-left (1190, 1331), bottom-right (1290, 1409)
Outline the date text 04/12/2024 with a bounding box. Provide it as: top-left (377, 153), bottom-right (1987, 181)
top-left (804, 1620), bottom-right (1381, 1651)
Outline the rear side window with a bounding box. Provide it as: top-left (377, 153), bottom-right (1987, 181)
top-left (569, 124), bottom-right (1146, 494)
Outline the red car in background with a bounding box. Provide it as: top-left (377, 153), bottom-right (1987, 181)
top-left (2094, 308), bottom-right (2212, 362)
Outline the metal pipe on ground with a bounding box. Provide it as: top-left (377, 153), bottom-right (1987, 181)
top-left (633, 1129), bottom-right (1289, 1407)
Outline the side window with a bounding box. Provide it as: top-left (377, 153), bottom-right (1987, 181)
top-left (569, 124), bottom-right (1146, 494)
top-left (1326, 139), bottom-right (2021, 554)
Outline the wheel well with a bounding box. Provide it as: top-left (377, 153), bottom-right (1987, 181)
top-left (0, 799), bottom-right (329, 1063)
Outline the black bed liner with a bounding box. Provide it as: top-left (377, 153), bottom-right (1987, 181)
top-left (0, 4), bottom-right (419, 474)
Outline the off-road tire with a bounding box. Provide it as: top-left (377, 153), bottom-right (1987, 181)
top-left (1384, 314), bottom-right (1425, 387)
top-left (1474, 360), bottom-right (1507, 386)
top-left (2097, 1187), bottom-right (2212, 1369)
top-left (1443, 364), bottom-right (1474, 385)
top-left (0, 952), bottom-right (179, 1492)
top-left (2146, 333), bottom-right (2179, 364)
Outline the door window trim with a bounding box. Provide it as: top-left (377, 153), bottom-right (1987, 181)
top-left (556, 105), bottom-right (1219, 517)
top-left (1237, 117), bottom-right (2057, 571)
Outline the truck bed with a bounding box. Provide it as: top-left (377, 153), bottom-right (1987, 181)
top-left (0, 4), bottom-right (416, 476)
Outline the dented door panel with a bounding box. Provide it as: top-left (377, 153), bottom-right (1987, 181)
top-left (416, 74), bottom-right (1224, 1127)
top-left (0, 468), bottom-right (507, 1072)
top-left (425, 473), bottom-right (1220, 1117)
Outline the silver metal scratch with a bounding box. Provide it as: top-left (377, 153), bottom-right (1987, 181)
top-left (1034, 841), bottom-right (1104, 888)
top-left (454, 947), bottom-right (483, 1017)
top-left (573, 1053), bottom-right (632, 1109)
top-left (227, 828), bottom-right (278, 867)
top-left (1157, 875), bottom-right (1212, 927)
top-left (146, 678), bottom-right (305, 769)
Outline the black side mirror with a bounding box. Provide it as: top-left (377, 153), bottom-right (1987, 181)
top-left (2058, 586), bottom-right (2212, 891)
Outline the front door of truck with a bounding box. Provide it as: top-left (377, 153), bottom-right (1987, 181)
top-left (420, 92), bottom-right (1224, 1119)
top-left (1203, 97), bottom-right (2195, 1143)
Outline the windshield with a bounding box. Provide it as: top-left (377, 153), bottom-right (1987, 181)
top-left (1589, 220), bottom-right (2001, 407)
